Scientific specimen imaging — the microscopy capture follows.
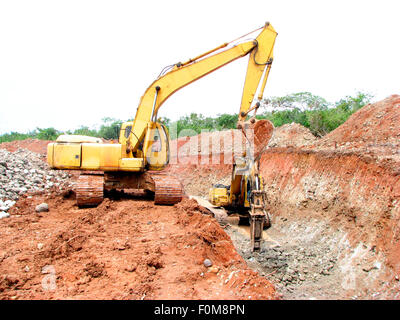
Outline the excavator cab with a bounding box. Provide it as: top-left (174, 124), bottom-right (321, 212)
top-left (146, 122), bottom-right (170, 170)
top-left (118, 121), bottom-right (169, 170)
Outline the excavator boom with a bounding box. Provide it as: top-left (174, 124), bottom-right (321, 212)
top-left (129, 22), bottom-right (277, 151)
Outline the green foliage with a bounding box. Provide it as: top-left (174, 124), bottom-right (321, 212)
top-left (335, 92), bottom-right (373, 113)
top-left (35, 127), bottom-right (60, 140)
top-left (167, 113), bottom-right (240, 139)
top-left (168, 113), bottom-right (215, 139)
top-left (0, 132), bottom-right (32, 143)
top-left (264, 92), bottom-right (330, 110)
top-left (0, 128), bottom-right (60, 143)
top-left (215, 113), bottom-right (237, 130)
top-left (0, 92), bottom-right (374, 143)
top-left (71, 126), bottom-right (99, 137)
top-left (262, 108), bottom-right (309, 128)
top-left (98, 117), bottom-right (123, 140)
top-left (178, 113), bottom-right (215, 132)
top-left (158, 117), bottom-right (171, 128)
top-left (261, 91), bottom-right (373, 137)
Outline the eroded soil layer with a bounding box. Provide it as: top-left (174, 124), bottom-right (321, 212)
top-left (259, 149), bottom-right (400, 298)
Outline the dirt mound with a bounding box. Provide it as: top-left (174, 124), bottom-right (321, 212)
top-left (169, 136), bottom-right (191, 158)
top-left (0, 195), bottom-right (277, 300)
top-left (268, 123), bottom-right (317, 148)
top-left (173, 129), bottom-right (246, 159)
top-left (0, 139), bottom-right (51, 155)
top-left (167, 121), bottom-right (275, 197)
top-left (315, 95), bottom-right (400, 152)
top-left (172, 120), bottom-right (275, 160)
top-left (170, 121), bottom-right (316, 164)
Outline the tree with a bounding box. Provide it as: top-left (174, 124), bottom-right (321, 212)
top-left (36, 127), bottom-right (60, 140)
top-left (260, 91), bottom-right (373, 137)
top-left (263, 92), bottom-right (330, 110)
top-left (335, 92), bottom-right (373, 113)
top-left (73, 126), bottom-right (98, 137)
top-left (216, 114), bottom-right (237, 130)
top-left (98, 118), bottom-right (123, 140)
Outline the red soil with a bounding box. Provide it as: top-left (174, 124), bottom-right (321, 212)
top-left (0, 195), bottom-right (277, 300)
top-left (0, 139), bottom-right (51, 155)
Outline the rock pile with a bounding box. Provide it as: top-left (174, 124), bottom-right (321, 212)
top-left (0, 148), bottom-right (72, 215)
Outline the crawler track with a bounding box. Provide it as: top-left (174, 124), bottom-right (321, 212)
top-left (75, 174), bottom-right (104, 207)
top-left (75, 172), bottom-right (183, 206)
top-left (150, 173), bottom-right (184, 205)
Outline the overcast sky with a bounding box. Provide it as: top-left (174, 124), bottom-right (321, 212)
top-left (0, 0), bottom-right (399, 134)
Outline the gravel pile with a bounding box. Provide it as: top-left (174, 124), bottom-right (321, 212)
top-left (0, 148), bottom-right (72, 215)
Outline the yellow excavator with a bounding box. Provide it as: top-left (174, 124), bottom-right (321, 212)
top-left (47, 22), bottom-right (277, 248)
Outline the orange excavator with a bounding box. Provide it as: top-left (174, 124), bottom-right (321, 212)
top-left (47, 22), bottom-right (278, 245)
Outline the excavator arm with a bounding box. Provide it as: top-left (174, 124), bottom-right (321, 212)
top-left (129, 22), bottom-right (277, 152)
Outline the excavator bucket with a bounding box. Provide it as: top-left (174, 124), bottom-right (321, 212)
top-left (241, 119), bottom-right (274, 159)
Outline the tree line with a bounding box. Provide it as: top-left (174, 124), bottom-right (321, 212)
top-left (0, 92), bottom-right (372, 143)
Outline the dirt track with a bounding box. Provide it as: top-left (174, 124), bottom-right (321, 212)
top-left (0, 94), bottom-right (399, 300)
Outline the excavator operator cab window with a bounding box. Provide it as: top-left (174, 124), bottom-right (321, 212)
top-left (146, 124), bottom-right (169, 170)
top-left (151, 129), bottom-right (162, 152)
top-left (124, 125), bottom-right (132, 139)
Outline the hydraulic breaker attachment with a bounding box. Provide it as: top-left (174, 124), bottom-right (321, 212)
top-left (250, 189), bottom-right (268, 251)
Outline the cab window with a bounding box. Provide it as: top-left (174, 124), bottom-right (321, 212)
top-left (152, 128), bottom-right (161, 152)
top-left (124, 125), bottom-right (132, 139)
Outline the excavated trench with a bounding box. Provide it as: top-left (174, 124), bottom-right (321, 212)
top-left (222, 212), bottom-right (386, 300)
top-left (194, 191), bottom-right (391, 300)
top-left (167, 95), bottom-right (400, 300)
top-left (188, 155), bottom-right (398, 299)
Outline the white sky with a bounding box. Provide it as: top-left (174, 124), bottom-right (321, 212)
top-left (0, 0), bottom-right (399, 134)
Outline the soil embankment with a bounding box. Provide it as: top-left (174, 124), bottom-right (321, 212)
top-left (167, 95), bottom-right (400, 299)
